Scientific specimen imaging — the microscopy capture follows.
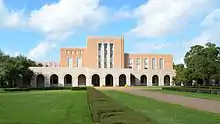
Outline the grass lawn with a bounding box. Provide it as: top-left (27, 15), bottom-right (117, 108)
top-left (0, 90), bottom-right (92, 124)
top-left (103, 90), bottom-right (220, 124)
top-left (143, 89), bottom-right (220, 101)
top-left (0, 88), bottom-right (3, 93)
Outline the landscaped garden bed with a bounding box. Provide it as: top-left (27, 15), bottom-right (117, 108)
top-left (87, 87), bottom-right (155, 124)
top-left (162, 86), bottom-right (220, 94)
top-left (3, 86), bottom-right (87, 92)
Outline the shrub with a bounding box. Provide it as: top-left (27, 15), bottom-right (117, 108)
top-left (162, 87), bottom-right (220, 94)
top-left (3, 87), bottom-right (87, 92)
top-left (87, 87), bottom-right (156, 124)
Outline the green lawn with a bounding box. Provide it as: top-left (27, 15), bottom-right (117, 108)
top-left (103, 90), bottom-right (220, 124)
top-left (143, 89), bottom-right (220, 101)
top-left (0, 91), bottom-right (92, 124)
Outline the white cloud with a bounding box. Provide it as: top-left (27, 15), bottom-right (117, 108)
top-left (28, 0), bottom-right (107, 34)
top-left (0, 0), bottom-right (25, 28)
top-left (112, 6), bottom-right (133, 20)
top-left (27, 0), bottom-right (108, 60)
top-left (188, 8), bottom-right (220, 47)
top-left (201, 9), bottom-right (220, 27)
top-left (129, 0), bottom-right (212, 38)
top-left (28, 41), bottom-right (56, 59)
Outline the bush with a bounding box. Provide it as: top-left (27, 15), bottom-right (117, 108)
top-left (87, 87), bottom-right (156, 124)
top-left (183, 86), bottom-right (220, 89)
top-left (3, 87), bottom-right (87, 92)
top-left (162, 87), bottom-right (220, 94)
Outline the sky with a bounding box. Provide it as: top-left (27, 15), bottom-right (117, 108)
top-left (0, 0), bottom-right (220, 64)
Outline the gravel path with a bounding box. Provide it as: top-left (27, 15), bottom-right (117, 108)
top-left (99, 87), bottom-right (220, 114)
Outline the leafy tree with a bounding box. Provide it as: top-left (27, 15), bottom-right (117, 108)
top-left (0, 51), bottom-right (39, 88)
top-left (172, 64), bottom-right (191, 86)
top-left (184, 42), bottom-right (220, 85)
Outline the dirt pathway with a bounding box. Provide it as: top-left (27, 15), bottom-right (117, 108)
top-left (99, 87), bottom-right (220, 114)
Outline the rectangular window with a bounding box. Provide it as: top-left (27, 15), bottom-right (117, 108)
top-left (110, 43), bottom-right (113, 68)
top-left (98, 43), bottom-right (102, 68)
top-left (136, 58), bottom-right (141, 70)
top-left (159, 58), bottom-right (164, 69)
top-left (67, 58), bottom-right (73, 68)
top-left (152, 58), bottom-right (156, 70)
top-left (66, 50), bottom-right (70, 55)
top-left (144, 58), bottom-right (149, 69)
top-left (76, 57), bottom-right (82, 67)
top-left (128, 58), bottom-right (133, 69)
top-left (104, 43), bottom-right (108, 68)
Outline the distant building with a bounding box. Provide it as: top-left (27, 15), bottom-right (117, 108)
top-left (42, 62), bottom-right (60, 67)
top-left (30, 36), bottom-right (175, 87)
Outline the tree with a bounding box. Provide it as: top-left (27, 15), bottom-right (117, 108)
top-left (184, 42), bottom-right (220, 85)
top-left (0, 51), bottom-right (39, 88)
top-left (172, 64), bottom-right (191, 86)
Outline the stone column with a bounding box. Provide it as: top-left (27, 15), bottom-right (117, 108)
top-left (58, 75), bottom-right (64, 87)
top-left (87, 78), bottom-right (92, 86)
top-left (126, 75), bottom-right (131, 86)
top-left (45, 76), bottom-right (50, 87)
top-left (159, 76), bottom-right (164, 86)
top-left (114, 77), bottom-right (119, 87)
top-left (148, 76), bottom-right (152, 86)
top-left (100, 78), bottom-right (105, 87)
top-left (31, 76), bottom-right (36, 88)
top-left (72, 78), bottom-right (77, 87)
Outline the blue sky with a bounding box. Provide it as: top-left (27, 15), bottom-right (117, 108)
top-left (0, 0), bottom-right (220, 64)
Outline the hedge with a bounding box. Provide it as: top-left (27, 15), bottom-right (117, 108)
top-left (3, 87), bottom-right (87, 92)
top-left (162, 87), bottom-right (220, 94)
top-left (87, 87), bottom-right (156, 124)
top-left (183, 86), bottom-right (220, 89)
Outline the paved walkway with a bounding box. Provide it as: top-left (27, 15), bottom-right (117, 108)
top-left (102, 87), bottom-right (220, 114)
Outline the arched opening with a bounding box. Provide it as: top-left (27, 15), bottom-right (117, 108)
top-left (78, 74), bottom-right (86, 86)
top-left (164, 75), bottom-right (170, 86)
top-left (119, 74), bottom-right (126, 86)
top-left (36, 74), bottom-right (45, 88)
top-left (50, 74), bottom-right (59, 87)
top-left (140, 75), bottom-right (147, 86)
top-left (64, 74), bottom-right (72, 87)
top-left (105, 74), bottom-right (113, 86)
top-left (92, 74), bottom-right (100, 87)
top-left (197, 78), bottom-right (204, 86)
top-left (130, 74), bottom-right (136, 86)
top-left (152, 75), bottom-right (159, 86)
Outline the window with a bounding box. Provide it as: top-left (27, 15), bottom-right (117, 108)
top-left (76, 57), bottom-right (82, 67)
top-left (128, 58), bottom-right (133, 69)
top-left (110, 43), bottom-right (114, 68)
top-left (159, 58), bottom-right (164, 69)
top-left (144, 58), bottom-right (149, 69)
top-left (66, 50), bottom-right (70, 55)
top-left (72, 51), bottom-right (74, 54)
top-left (152, 58), bottom-right (156, 70)
top-left (136, 58), bottom-right (141, 70)
top-left (75, 51), bottom-right (78, 54)
top-left (104, 43), bottom-right (107, 68)
top-left (67, 58), bottom-right (73, 68)
top-left (98, 43), bottom-right (102, 68)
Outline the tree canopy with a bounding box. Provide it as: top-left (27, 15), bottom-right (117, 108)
top-left (173, 42), bottom-right (220, 86)
top-left (0, 51), bottom-right (40, 88)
